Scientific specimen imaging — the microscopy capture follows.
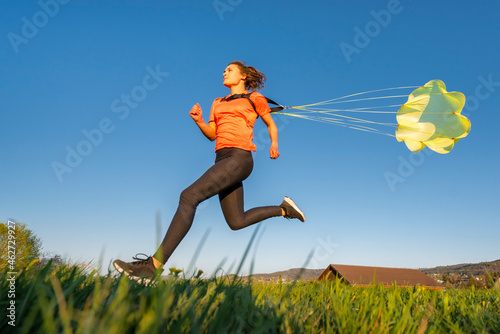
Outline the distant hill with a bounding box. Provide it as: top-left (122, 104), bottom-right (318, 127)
top-left (247, 268), bottom-right (325, 281)
top-left (420, 259), bottom-right (500, 276)
top-left (246, 259), bottom-right (500, 282)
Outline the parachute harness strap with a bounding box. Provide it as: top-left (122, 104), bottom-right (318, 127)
top-left (220, 93), bottom-right (285, 114)
top-left (266, 97), bottom-right (285, 113)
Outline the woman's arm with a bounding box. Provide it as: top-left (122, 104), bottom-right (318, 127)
top-left (261, 113), bottom-right (280, 159)
top-left (189, 103), bottom-right (216, 141)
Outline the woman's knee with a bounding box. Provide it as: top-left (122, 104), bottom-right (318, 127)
top-left (226, 217), bottom-right (245, 231)
top-left (179, 188), bottom-right (199, 207)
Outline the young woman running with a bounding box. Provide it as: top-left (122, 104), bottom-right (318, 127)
top-left (113, 61), bottom-right (305, 281)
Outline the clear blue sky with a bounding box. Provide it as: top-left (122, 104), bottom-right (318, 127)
top-left (1, 0), bottom-right (499, 276)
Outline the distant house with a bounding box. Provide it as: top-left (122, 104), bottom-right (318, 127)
top-left (318, 264), bottom-right (443, 289)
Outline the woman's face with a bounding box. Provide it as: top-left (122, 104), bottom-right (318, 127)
top-left (223, 64), bottom-right (245, 88)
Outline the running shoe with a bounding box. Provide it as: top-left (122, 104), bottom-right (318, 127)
top-left (113, 253), bottom-right (163, 283)
top-left (280, 196), bottom-right (306, 222)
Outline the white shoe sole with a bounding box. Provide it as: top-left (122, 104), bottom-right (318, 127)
top-left (113, 262), bottom-right (124, 273)
top-left (284, 196), bottom-right (306, 222)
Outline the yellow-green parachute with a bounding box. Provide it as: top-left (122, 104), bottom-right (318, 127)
top-left (273, 79), bottom-right (471, 154)
top-left (395, 80), bottom-right (471, 154)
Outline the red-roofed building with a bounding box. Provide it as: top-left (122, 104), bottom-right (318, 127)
top-left (318, 264), bottom-right (443, 289)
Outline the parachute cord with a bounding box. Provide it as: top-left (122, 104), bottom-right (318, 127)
top-left (291, 106), bottom-right (399, 114)
top-left (304, 103), bottom-right (402, 112)
top-left (275, 112), bottom-right (396, 137)
top-left (275, 112), bottom-right (465, 141)
top-left (295, 86), bottom-right (418, 108)
top-left (295, 94), bottom-right (410, 108)
top-left (290, 106), bottom-right (461, 115)
top-left (287, 107), bottom-right (397, 127)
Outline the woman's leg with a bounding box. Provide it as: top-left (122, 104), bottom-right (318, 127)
top-left (153, 148), bottom-right (255, 264)
top-left (219, 182), bottom-right (282, 230)
top-left (114, 148), bottom-right (305, 279)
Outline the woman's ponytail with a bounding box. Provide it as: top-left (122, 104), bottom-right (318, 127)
top-left (229, 60), bottom-right (266, 91)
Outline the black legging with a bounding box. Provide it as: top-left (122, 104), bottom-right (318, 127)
top-left (154, 147), bottom-right (282, 264)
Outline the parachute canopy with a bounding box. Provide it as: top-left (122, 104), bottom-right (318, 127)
top-left (395, 80), bottom-right (470, 154)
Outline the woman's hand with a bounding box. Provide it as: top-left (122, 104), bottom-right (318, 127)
top-left (189, 103), bottom-right (203, 123)
top-left (190, 103), bottom-right (216, 141)
top-left (270, 144), bottom-right (280, 159)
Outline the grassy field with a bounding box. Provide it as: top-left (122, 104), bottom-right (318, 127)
top-left (1, 262), bottom-right (499, 334)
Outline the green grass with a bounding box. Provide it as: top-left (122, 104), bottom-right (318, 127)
top-left (1, 262), bottom-right (499, 333)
